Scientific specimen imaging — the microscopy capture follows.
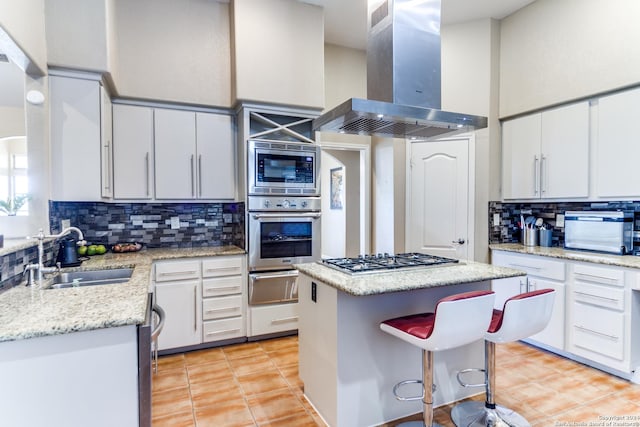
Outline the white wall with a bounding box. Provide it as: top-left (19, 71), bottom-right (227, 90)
top-left (0, 0), bottom-right (47, 74)
top-left (441, 19), bottom-right (500, 263)
top-left (321, 151), bottom-right (345, 258)
top-left (0, 107), bottom-right (25, 138)
top-left (233, 0), bottom-right (324, 109)
top-left (323, 43), bottom-right (366, 111)
top-left (500, 0), bottom-right (640, 117)
top-left (112, 0), bottom-right (231, 107)
top-left (45, 0), bottom-right (109, 72)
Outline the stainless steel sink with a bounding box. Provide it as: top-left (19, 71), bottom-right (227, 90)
top-left (47, 268), bottom-right (133, 289)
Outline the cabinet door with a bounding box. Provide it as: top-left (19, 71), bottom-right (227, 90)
top-left (155, 280), bottom-right (201, 350)
top-left (196, 113), bottom-right (235, 199)
top-left (596, 87), bottom-right (640, 197)
top-left (154, 109), bottom-right (197, 199)
top-left (100, 86), bottom-right (113, 198)
top-left (540, 102), bottom-right (589, 198)
top-left (50, 76), bottom-right (102, 201)
top-left (112, 104), bottom-right (154, 199)
top-left (502, 113), bottom-right (541, 199)
top-left (491, 276), bottom-right (526, 310)
top-left (527, 277), bottom-right (565, 349)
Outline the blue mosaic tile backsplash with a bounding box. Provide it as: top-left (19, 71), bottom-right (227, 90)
top-left (489, 200), bottom-right (640, 254)
top-left (0, 201), bottom-right (246, 291)
top-left (49, 201), bottom-right (245, 249)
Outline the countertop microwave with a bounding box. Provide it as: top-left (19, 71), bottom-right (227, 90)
top-left (564, 210), bottom-right (634, 255)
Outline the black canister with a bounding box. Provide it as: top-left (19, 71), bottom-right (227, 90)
top-left (58, 237), bottom-right (79, 266)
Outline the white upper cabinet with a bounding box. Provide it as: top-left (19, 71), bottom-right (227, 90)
top-left (502, 102), bottom-right (589, 200)
top-left (154, 109), bottom-right (197, 199)
top-left (596, 87), bottom-right (640, 198)
top-left (112, 104), bottom-right (154, 199)
top-left (50, 75), bottom-right (103, 201)
top-left (154, 109), bottom-right (235, 200)
top-left (100, 86), bottom-right (113, 198)
top-left (195, 113), bottom-right (235, 200)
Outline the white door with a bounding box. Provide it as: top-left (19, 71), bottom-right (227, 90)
top-left (407, 138), bottom-right (470, 259)
top-left (196, 112), bottom-right (235, 199)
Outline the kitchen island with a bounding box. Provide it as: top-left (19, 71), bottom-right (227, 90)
top-left (0, 246), bottom-right (244, 427)
top-left (295, 260), bottom-right (525, 427)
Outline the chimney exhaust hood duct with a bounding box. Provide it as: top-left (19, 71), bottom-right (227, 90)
top-left (313, 0), bottom-right (487, 140)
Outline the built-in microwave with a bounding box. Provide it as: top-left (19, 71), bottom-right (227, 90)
top-left (247, 139), bottom-right (321, 196)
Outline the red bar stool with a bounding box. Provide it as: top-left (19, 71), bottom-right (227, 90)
top-left (451, 288), bottom-right (555, 427)
top-left (380, 290), bottom-right (496, 427)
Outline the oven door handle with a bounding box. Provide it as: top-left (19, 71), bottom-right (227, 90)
top-left (252, 213), bottom-right (321, 219)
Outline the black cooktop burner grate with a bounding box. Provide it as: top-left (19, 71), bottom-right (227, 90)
top-left (321, 252), bottom-right (459, 274)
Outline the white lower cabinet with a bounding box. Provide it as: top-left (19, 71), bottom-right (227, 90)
top-left (249, 303), bottom-right (299, 337)
top-left (492, 249), bottom-right (640, 382)
top-left (568, 263), bottom-right (629, 369)
top-left (155, 260), bottom-right (202, 351)
top-left (155, 255), bottom-right (246, 351)
top-left (491, 251), bottom-right (565, 350)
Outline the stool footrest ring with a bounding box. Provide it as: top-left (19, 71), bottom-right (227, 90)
top-left (456, 368), bottom-right (486, 388)
top-left (392, 379), bottom-right (423, 401)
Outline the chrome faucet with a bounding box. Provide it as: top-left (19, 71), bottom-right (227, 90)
top-left (24, 227), bottom-right (85, 287)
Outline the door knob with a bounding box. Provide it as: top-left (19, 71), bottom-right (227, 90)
top-left (452, 238), bottom-right (466, 245)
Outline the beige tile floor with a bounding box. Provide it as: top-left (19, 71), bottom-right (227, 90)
top-left (152, 336), bottom-right (640, 426)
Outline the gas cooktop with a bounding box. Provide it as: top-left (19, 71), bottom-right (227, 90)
top-left (321, 252), bottom-right (459, 274)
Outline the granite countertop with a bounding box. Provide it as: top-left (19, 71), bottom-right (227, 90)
top-left (0, 245), bottom-right (245, 343)
top-left (294, 260), bottom-right (525, 296)
top-left (490, 243), bottom-right (640, 269)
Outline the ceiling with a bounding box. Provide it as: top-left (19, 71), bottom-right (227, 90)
top-left (304, 0), bottom-right (536, 50)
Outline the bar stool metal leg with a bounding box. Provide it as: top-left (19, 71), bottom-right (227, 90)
top-left (451, 341), bottom-right (530, 427)
top-left (398, 350), bottom-right (443, 427)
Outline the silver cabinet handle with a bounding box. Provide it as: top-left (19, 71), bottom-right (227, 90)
top-left (271, 316), bottom-right (298, 324)
top-left (190, 155), bottom-right (195, 198)
top-left (145, 152), bottom-right (150, 197)
top-left (206, 328), bottom-right (241, 336)
top-left (198, 154), bottom-right (202, 198)
top-left (509, 263), bottom-right (541, 271)
top-left (252, 213), bottom-right (321, 219)
top-left (540, 154), bottom-right (546, 194)
top-left (574, 325), bottom-right (618, 341)
top-left (193, 284), bottom-right (197, 332)
top-left (574, 272), bottom-right (620, 285)
top-left (103, 143), bottom-right (111, 191)
top-left (519, 279), bottom-right (527, 294)
top-left (204, 286), bottom-right (240, 292)
top-left (205, 307), bottom-right (240, 314)
top-left (574, 290), bottom-right (619, 303)
top-left (534, 155), bottom-right (540, 195)
top-left (204, 267), bottom-right (239, 273)
top-left (158, 270), bottom-right (198, 277)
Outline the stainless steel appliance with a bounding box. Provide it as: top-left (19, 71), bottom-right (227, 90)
top-left (247, 139), bottom-right (321, 196)
top-left (564, 211), bottom-right (633, 255)
top-left (322, 252), bottom-right (459, 274)
top-left (313, 0), bottom-right (487, 139)
top-left (248, 196), bottom-right (321, 271)
top-left (138, 294), bottom-right (165, 427)
top-left (249, 269), bottom-right (299, 305)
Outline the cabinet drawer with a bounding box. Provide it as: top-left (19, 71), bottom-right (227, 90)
top-left (155, 260), bottom-right (200, 282)
top-left (202, 257), bottom-right (243, 278)
top-left (572, 301), bottom-right (624, 360)
top-left (249, 303), bottom-right (298, 337)
top-left (573, 282), bottom-right (624, 310)
top-left (573, 263), bottom-right (624, 287)
top-left (203, 276), bottom-right (243, 297)
top-left (203, 317), bottom-right (244, 342)
top-left (492, 251), bottom-right (564, 280)
top-left (203, 295), bottom-right (242, 320)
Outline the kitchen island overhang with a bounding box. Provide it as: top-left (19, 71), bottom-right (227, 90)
top-left (295, 261), bottom-right (525, 427)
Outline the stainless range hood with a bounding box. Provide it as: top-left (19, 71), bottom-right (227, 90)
top-left (313, 0), bottom-right (488, 140)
